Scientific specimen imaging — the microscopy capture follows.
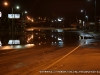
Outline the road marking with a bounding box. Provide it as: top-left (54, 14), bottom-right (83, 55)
top-left (44, 44), bottom-right (81, 70)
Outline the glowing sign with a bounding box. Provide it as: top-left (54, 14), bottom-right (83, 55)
top-left (8, 40), bottom-right (20, 44)
top-left (8, 14), bottom-right (20, 19)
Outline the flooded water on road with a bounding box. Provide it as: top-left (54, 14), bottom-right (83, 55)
top-left (0, 30), bottom-right (95, 47)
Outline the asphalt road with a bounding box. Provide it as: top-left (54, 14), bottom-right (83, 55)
top-left (0, 31), bottom-right (100, 75)
top-left (37, 42), bottom-right (100, 75)
top-left (0, 43), bottom-right (79, 75)
top-left (0, 41), bottom-right (100, 75)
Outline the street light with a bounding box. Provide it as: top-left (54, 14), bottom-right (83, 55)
top-left (87, 0), bottom-right (97, 31)
top-left (81, 9), bottom-right (86, 23)
top-left (25, 11), bottom-right (27, 14)
top-left (22, 11), bottom-right (27, 17)
top-left (0, 1), bottom-right (9, 17)
top-left (21, 11), bottom-right (28, 30)
top-left (86, 16), bottom-right (88, 22)
top-left (4, 1), bottom-right (8, 6)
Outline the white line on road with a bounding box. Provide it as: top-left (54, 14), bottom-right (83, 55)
top-left (44, 44), bottom-right (81, 70)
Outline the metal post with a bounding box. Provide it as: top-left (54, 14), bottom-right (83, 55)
top-left (95, 0), bottom-right (96, 22)
top-left (85, 11), bottom-right (86, 23)
top-left (12, 7), bottom-right (13, 44)
top-left (95, 0), bottom-right (97, 32)
top-left (22, 12), bottom-right (23, 28)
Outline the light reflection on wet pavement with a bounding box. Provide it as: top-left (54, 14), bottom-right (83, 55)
top-left (0, 30), bottom-right (99, 50)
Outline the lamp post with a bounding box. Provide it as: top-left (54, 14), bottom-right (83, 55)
top-left (86, 16), bottom-right (88, 22)
top-left (94, 0), bottom-right (97, 32)
top-left (22, 11), bottom-right (27, 19)
top-left (81, 10), bottom-right (86, 23)
top-left (87, 0), bottom-right (97, 32)
top-left (81, 10), bottom-right (87, 30)
top-left (12, 6), bottom-right (19, 44)
top-left (21, 11), bottom-right (27, 30)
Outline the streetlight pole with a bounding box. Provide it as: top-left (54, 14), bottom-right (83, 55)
top-left (81, 10), bottom-right (86, 23)
top-left (85, 11), bottom-right (86, 23)
top-left (86, 16), bottom-right (88, 22)
top-left (87, 0), bottom-right (97, 32)
top-left (21, 11), bottom-right (27, 31)
top-left (81, 10), bottom-right (87, 30)
top-left (11, 6), bottom-right (19, 44)
top-left (12, 7), bottom-right (13, 43)
top-left (94, 0), bottom-right (98, 32)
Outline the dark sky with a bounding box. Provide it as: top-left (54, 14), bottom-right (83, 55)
top-left (1, 0), bottom-right (100, 21)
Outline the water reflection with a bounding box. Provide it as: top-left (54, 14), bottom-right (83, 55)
top-left (0, 29), bottom-right (81, 47)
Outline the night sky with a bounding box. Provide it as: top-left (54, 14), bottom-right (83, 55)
top-left (1, 0), bottom-right (100, 21)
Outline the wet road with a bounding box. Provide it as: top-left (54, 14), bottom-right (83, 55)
top-left (0, 44), bottom-right (79, 75)
top-left (0, 30), bottom-right (100, 75)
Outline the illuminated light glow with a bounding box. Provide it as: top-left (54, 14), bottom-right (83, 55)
top-left (52, 35), bottom-right (54, 37)
top-left (25, 44), bottom-right (35, 48)
top-left (0, 41), bottom-right (2, 46)
top-left (2, 46), bottom-right (12, 49)
top-left (8, 14), bottom-right (20, 19)
top-left (8, 40), bottom-right (20, 44)
top-left (36, 33), bottom-right (38, 35)
top-left (39, 29), bottom-right (41, 31)
top-left (4, 2), bottom-right (8, 6)
top-left (31, 19), bottom-right (34, 22)
top-left (38, 17), bottom-right (41, 19)
top-left (38, 37), bottom-right (40, 39)
top-left (14, 45), bottom-right (22, 48)
top-left (16, 6), bottom-right (19, 9)
top-left (86, 16), bottom-right (88, 18)
top-left (31, 35), bottom-right (34, 38)
top-left (25, 11), bottom-right (27, 14)
top-left (39, 43), bottom-right (41, 45)
top-left (59, 41), bottom-right (63, 44)
top-left (57, 29), bottom-right (63, 32)
top-left (28, 38), bottom-right (30, 41)
top-left (83, 21), bottom-right (85, 26)
top-left (81, 10), bottom-right (84, 12)
top-left (55, 42), bottom-right (56, 43)
top-left (89, 22), bottom-right (95, 25)
top-left (52, 20), bottom-right (54, 22)
top-left (58, 18), bottom-right (62, 21)
top-left (0, 12), bottom-right (2, 17)
top-left (79, 36), bottom-right (81, 40)
top-left (61, 18), bottom-right (64, 20)
top-left (58, 38), bottom-right (62, 41)
top-left (79, 20), bottom-right (82, 24)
